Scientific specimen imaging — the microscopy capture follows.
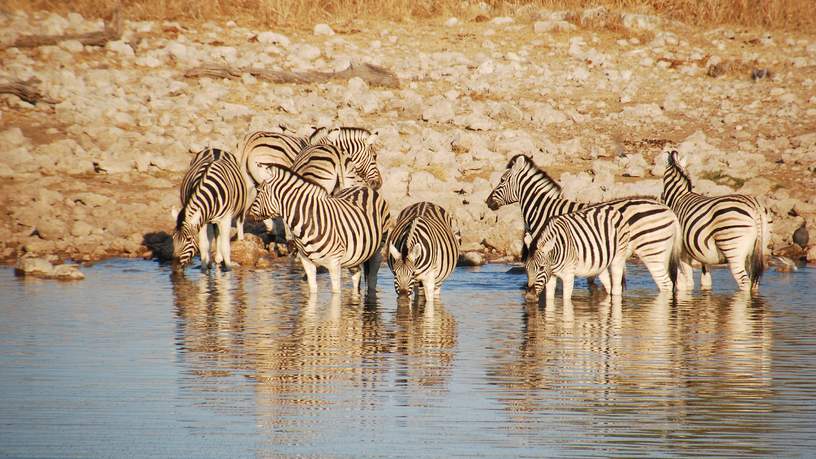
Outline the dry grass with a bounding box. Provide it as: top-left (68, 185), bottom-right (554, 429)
top-left (2, 0), bottom-right (814, 29)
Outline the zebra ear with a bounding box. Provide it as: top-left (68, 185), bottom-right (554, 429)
top-left (365, 132), bottom-right (378, 146)
top-left (389, 243), bottom-right (401, 260)
top-left (513, 155), bottom-right (527, 170)
top-left (170, 206), bottom-right (179, 222)
top-left (327, 130), bottom-right (341, 144)
top-left (407, 244), bottom-right (422, 262)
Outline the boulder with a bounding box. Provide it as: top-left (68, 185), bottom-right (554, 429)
top-left (15, 256), bottom-right (85, 280)
top-left (314, 23), bottom-right (335, 36)
top-left (458, 251), bottom-right (485, 266)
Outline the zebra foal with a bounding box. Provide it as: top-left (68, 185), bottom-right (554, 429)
top-left (487, 154), bottom-right (681, 292)
top-left (524, 205), bottom-right (630, 303)
top-left (387, 202), bottom-right (461, 304)
top-left (172, 148), bottom-right (249, 271)
top-left (247, 166), bottom-right (390, 294)
top-left (661, 150), bottom-right (769, 291)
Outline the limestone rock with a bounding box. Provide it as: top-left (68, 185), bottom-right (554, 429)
top-left (15, 256), bottom-right (85, 280)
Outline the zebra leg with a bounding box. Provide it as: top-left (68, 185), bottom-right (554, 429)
top-left (236, 214), bottom-right (244, 241)
top-left (199, 224), bottom-right (212, 271)
top-left (350, 266), bottom-right (363, 292)
top-left (677, 255), bottom-right (695, 291)
top-left (545, 277), bottom-right (557, 301)
top-left (700, 264), bottom-right (713, 289)
top-left (299, 254), bottom-right (318, 293)
top-left (586, 276), bottom-right (597, 291)
top-left (217, 216), bottom-right (234, 271)
top-left (364, 250), bottom-right (382, 294)
top-left (328, 259), bottom-right (343, 294)
top-left (598, 270), bottom-right (612, 293)
top-left (640, 251), bottom-right (674, 292)
top-left (609, 256), bottom-right (626, 296)
top-left (560, 272), bottom-right (575, 303)
top-left (726, 255), bottom-right (752, 291)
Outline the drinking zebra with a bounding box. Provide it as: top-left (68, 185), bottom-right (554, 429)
top-left (172, 148), bottom-right (249, 271)
top-left (387, 202), bottom-right (461, 304)
top-left (486, 154), bottom-right (681, 292)
top-left (524, 204), bottom-right (630, 303)
top-left (661, 150), bottom-right (769, 291)
top-left (247, 165), bottom-right (390, 294)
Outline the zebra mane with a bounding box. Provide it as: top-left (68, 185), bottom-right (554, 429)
top-left (666, 150), bottom-right (692, 186)
top-left (266, 164), bottom-right (329, 195)
top-left (401, 218), bottom-right (421, 259)
top-left (335, 126), bottom-right (372, 136)
top-left (506, 154), bottom-right (563, 195)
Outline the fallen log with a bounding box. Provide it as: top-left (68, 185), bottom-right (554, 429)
top-left (184, 62), bottom-right (400, 89)
top-left (4, 9), bottom-right (122, 49)
top-left (0, 79), bottom-right (58, 105)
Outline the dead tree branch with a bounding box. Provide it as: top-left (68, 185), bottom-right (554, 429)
top-left (184, 62), bottom-right (400, 89)
top-left (0, 79), bottom-right (58, 105)
top-left (4, 9), bottom-right (122, 49)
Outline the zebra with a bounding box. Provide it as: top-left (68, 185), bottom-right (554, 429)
top-left (486, 154), bottom-right (682, 292)
top-left (310, 127), bottom-right (382, 190)
top-left (387, 202), bottom-right (461, 304)
top-left (172, 148), bottom-right (249, 271)
top-left (246, 165), bottom-right (390, 294)
top-left (661, 150), bottom-right (769, 291)
top-left (239, 130), bottom-right (308, 186)
top-left (524, 204), bottom-right (630, 303)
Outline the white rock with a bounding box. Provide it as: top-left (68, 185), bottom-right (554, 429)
top-left (622, 13), bottom-right (661, 30)
top-left (530, 103), bottom-right (567, 124)
top-left (533, 20), bottom-right (576, 33)
top-left (297, 44), bottom-right (321, 61)
top-left (618, 153), bottom-right (650, 177)
top-left (477, 59), bottom-right (495, 75)
top-left (59, 40), bottom-right (84, 53)
top-left (460, 111), bottom-right (496, 131)
top-left (445, 17), bottom-right (460, 27)
top-left (257, 31), bottom-right (290, 47)
top-left (421, 99), bottom-right (456, 124)
top-left (0, 127), bottom-right (28, 147)
top-left (107, 40), bottom-right (134, 57)
top-left (313, 23), bottom-right (335, 36)
top-left (491, 17), bottom-right (514, 25)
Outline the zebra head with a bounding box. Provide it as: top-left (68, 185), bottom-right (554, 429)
top-left (247, 181), bottom-right (281, 221)
top-left (327, 129), bottom-right (383, 190)
top-left (389, 243), bottom-right (422, 296)
top-left (661, 150), bottom-right (692, 206)
top-left (524, 231), bottom-right (557, 301)
top-left (172, 214), bottom-right (199, 269)
top-left (486, 155), bottom-right (529, 210)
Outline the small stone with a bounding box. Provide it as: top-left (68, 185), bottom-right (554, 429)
top-left (445, 17), bottom-right (460, 27)
top-left (313, 23), bottom-right (335, 36)
top-left (257, 31), bottom-right (290, 47)
top-left (458, 251), bottom-right (485, 266)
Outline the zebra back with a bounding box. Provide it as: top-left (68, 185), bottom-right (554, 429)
top-left (291, 144), bottom-right (359, 195)
top-left (387, 202), bottom-right (460, 294)
top-left (240, 130), bottom-right (308, 186)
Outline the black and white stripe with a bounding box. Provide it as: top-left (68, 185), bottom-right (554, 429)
top-left (311, 127), bottom-right (382, 190)
top-left (661, 150), bottom-right (769, 291)
top-left (524, 205), bottom-right (630, 302)
top-left (247, 166), bottom-right (390, 294)
top-left (486, 155), bottom-right (681, 291)
top-left (172, 148), bottom-right (249, 271)
top-left (239, 130), bottom-right (308, 186)
top-left (387, 202), bottom-right (461, 303)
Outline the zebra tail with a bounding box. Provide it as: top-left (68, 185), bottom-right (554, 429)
top-left (669, 218), bottom-right (683, 290)
top-left (748, 208), bottom-right (770, 289)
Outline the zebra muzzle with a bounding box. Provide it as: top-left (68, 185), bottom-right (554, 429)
top-left (524, 287), bottom-right (540, 302)
top-left (486, 196), bottom-right (500, 211)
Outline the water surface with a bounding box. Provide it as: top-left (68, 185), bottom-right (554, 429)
top-left (1, 259), bottom-right (815, 457)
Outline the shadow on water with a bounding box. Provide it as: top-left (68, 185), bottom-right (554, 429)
top-left (1, 261), bottom-right (815, 457)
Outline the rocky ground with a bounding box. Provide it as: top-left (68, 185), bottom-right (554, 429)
top-left (1, 7), bottom-right (815, 270)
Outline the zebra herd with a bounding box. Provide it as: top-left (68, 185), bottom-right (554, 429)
top-left (171, 125), bottom-right (771, 305)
